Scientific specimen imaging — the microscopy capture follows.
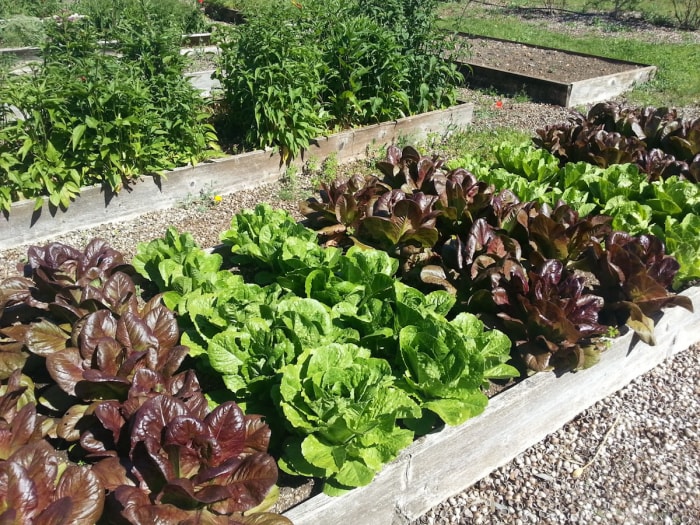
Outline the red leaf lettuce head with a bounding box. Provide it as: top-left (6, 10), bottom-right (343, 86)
top-left (101, 394), bottom-right (280, 523)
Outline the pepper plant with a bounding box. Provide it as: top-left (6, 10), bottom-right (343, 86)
top-left (0, 12), bottom-right (218, 214)
top-left (214, 0), bottom-right (460, 159)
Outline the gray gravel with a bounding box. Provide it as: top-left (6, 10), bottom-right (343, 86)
top-left (411, 344), bottom-right (700, 525)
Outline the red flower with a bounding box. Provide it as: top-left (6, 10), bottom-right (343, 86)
top-left (495, 100), bottom-right (503, 109)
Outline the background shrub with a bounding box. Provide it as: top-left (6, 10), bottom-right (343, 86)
top-left (74, 0), bottom-right (210, 37)
top-left (0, 16), bottom-right (46, 47)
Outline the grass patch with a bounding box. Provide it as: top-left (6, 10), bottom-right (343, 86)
top-left (466, 0), bottom-right (698, 29)
top-left (410, 127), bottom-right (532, 166)
top-left (439, 3), bottom-right (700, 107)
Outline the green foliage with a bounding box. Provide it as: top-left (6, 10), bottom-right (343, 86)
top-left (0, 0), bottom-right (65, 18)
top-left (660, 214), bottom-right (700, 286)
top-left (134, 206), bottom-right (516, 494)
top-left (0, 16), bottom-right (46, 47)
top-left (0, 14), bottom-right (218, 213)
top-left (215, 0), bottom-right (460, 159)
top-left (214, 9), bottom-right (329, 160)
top-left (74, 0), bottom-right (210, 37)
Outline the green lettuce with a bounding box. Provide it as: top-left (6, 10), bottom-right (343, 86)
top-left (276, 343), bottom-right (420, 496)
top-left (397, 312), bottom-right (514, 426)
top-left (659, 214), bottom-right (700, 288)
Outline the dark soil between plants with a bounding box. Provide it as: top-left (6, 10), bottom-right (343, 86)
top-left (457, 35), bottom-right (649, 83)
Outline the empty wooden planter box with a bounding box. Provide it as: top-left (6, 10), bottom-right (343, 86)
top-left (454, 34), bottom-right (657, 107)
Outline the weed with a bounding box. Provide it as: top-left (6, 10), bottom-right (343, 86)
top-left (511, 87), bottom-right (532, 103)
top-left (309, 153), bottom-right (340, 188)
top-left (364, 142), bottom-right (389, 166)
top-left (304, 155), bottom-right (320, 175)
top-left (321, 154), bottom-right (339, 180)
top-left (278, 164), bottom-right (300, 201)
top-left (177, 182), bottom-right (220, 212)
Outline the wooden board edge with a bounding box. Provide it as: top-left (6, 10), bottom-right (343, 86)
top-left (0, 104), bottom-right (473, 250)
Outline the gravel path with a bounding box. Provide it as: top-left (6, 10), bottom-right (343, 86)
top-left (412, 344), bottom-right (700, 525)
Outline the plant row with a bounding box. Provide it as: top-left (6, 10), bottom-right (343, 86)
top-left (534, 102), bottom-right (700, 182)
top-left (133, 205), bottom-right (516, 495)
top-left (452, 141), bottom-right (700, 287)
top-left (0, 240), bottom-right (290, 524)
top-left (0, 10), bottom-right (218, 213)
top-left (1, 0), bottom-right (461, 212)
top-left (300, 144), bottom-right (692, 372)
top-left (0, 0), bottom-right (211, 47)
top-left (213, 0), bottom-right (460, 159)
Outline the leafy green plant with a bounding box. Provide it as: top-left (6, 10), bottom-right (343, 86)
top-left (134, 206), bottom-right (516, 494)
top-left (214, 0), bottom-right (460, 159)
top-left (0, 0), bottom-right (65, 18)
top-left (214, 8), bottom-right (329, 161)
top-left (659, 214), bottom-right (700, 286)
top-left (277, 343), bottom-right (420, 496)
top-left (0, 13), bottom-right (218, 213)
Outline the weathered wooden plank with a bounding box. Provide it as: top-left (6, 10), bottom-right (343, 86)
top-left (0, 103), bottom-right (473, 249)
top-left (458, 62), bottom-right (571, 106)
top-left (567, 66), bottom-right (657, 107)
top-left (283, 286), bottom-right (700, 525)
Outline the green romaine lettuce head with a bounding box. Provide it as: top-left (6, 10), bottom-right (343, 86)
top-left (277, 343), bottom-right (419, 496)
top-left (603, 196), bottom-right (654, 235)
top-left (221, 203), bottom-right (318, 267)
top-left (661, 214), bottom-right (700, 288)
top-left (649, 176), bottom-right (700, 218)
top-left (493, 143), bottom-right (560, 183)
top-left (207, 297), bottom-right (356, 400)
top-left (397, 312), bottom-right (514, 426)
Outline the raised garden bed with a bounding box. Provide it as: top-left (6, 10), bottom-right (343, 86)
top-left (454, 34), bottom-right (657, 107)
top-left (0, 103), bottom-right (473, 250)
top-left (281, 285), bottom-right (700, 524)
